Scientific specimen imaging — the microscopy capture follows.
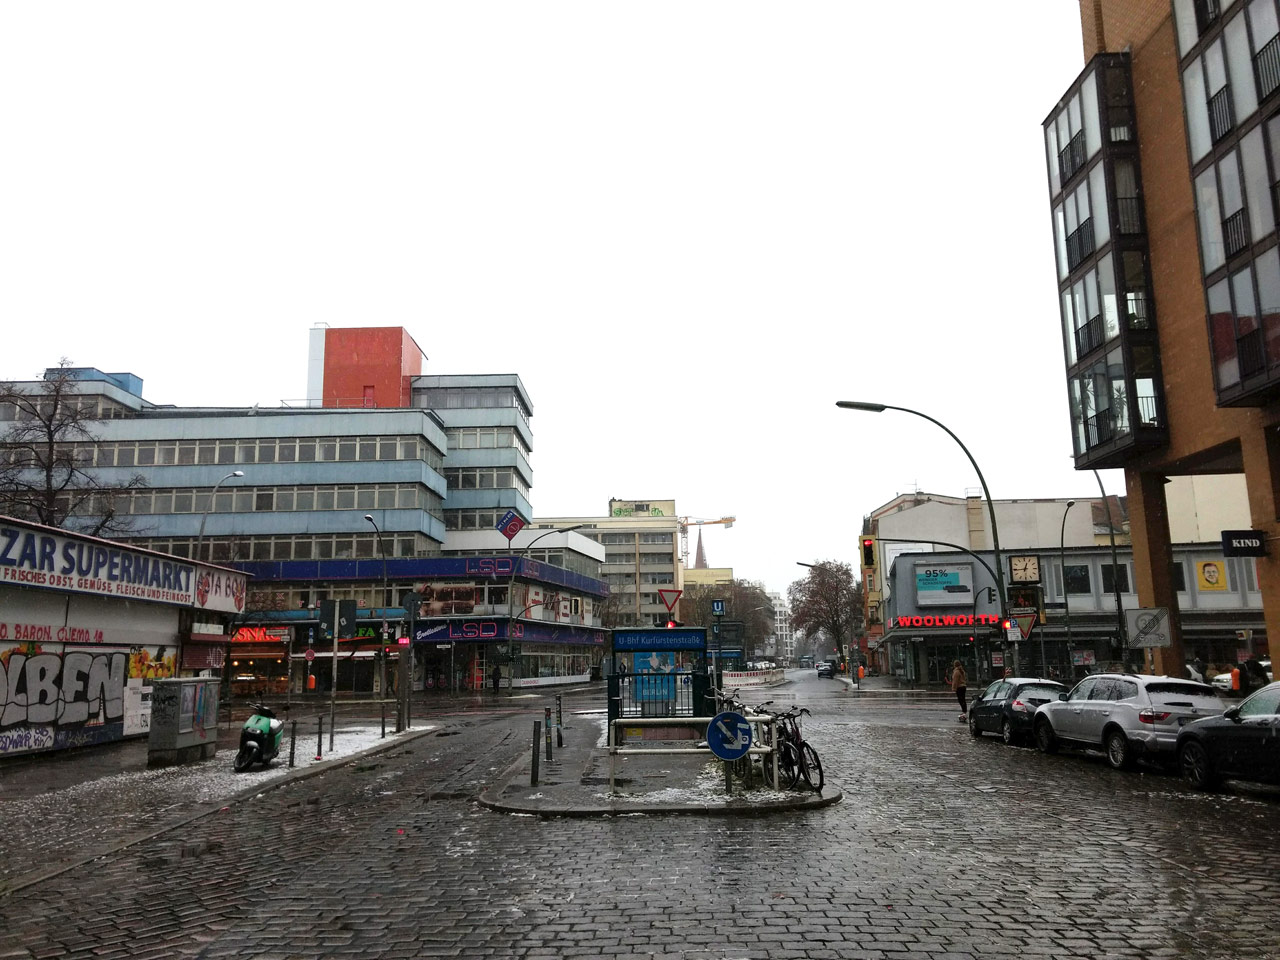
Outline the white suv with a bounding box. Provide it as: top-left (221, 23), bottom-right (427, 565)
top-left (1033, 674), bottom-right (1223, 770)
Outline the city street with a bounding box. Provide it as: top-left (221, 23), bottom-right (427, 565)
top-left (3, 672), bottom-right (1279, 959)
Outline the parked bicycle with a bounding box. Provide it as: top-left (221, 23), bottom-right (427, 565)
top-left (707, 688), bottom-right (823, 793)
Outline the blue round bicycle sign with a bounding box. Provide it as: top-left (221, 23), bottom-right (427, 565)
top-left (706, 711), bottom-right (753, 762)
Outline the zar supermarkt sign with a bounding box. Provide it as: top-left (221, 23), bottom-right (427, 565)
top-left (0, 519), bottom-right (247, 612)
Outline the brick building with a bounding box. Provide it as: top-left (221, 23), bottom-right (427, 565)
top-left (1043, 0), bottom-right (1280, 670)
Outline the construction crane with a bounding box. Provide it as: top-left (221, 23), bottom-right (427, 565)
top-left (677, 516), bottom-right (736, 568)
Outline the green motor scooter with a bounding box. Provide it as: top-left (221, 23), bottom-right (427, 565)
top-left (233, 703), bottom-right (284, 772)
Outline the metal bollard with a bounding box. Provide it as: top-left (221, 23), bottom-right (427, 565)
top-left (315, 715), bottom-right (324, 761)
top-left (544, 707), bottom-right (553, 761)
top-left (531, 720), bottom-right (541, 786)
top-left (289, 720), bottom-right (297, 768)
top-left (555, 695), bottom-right (564, 748)
top-left (381, 701), bottom-right (386, 739)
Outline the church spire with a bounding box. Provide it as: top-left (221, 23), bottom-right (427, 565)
top-left (694, 529), bottom-right (708, 569)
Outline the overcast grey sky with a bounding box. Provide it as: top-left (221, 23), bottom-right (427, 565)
top-left (1, 2), bottom-right (1111, 596)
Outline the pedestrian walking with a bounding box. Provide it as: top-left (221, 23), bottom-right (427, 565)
top-left (491, 663), bottom-right (502, 694)
top-left (951, 660), bottom-right (968, 721)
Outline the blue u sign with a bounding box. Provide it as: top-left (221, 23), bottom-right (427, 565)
top-left (711, 599), bottom-right (726, 617)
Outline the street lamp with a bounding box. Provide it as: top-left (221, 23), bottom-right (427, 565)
top-left (195, 470), bottom-right (243, 562)
top-left (506, 524), bottom-right (586, 692)
top-left (364, 515), bottom-right (395, 727)
top-left (1057, 500), bottom-right (1076, 678)
top-left (836, 400), bottom-right (1008, 652)
top-left (1092, 469), bottom-right (1127, 663)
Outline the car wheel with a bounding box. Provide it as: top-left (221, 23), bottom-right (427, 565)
top-left (968, 712), bottom-right (982, 738)
top-left (1035, 719), bottom-right (1058, 754)
top-left (1178, 739), bottom-right (1219, 791)
top-left (1001, 718), bottom-right (1017, 746)
top-left (1105, 728), bottom-right (1135, 770)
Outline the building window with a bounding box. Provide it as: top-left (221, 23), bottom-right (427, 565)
top-left (1101, 562), bottom-right (1131, 594)
top-left (1064, 564), bottom-right (1091, 594)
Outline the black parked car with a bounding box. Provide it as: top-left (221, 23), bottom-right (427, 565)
top-left (1176, 681), bottom-right (1280, 790)
top-left (816, 661), bottom-right (836, 679)
top-left (969, 677), bottom-right (1067, 745)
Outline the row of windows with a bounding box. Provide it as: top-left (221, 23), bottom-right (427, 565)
top-left (1060, 250), bottom-right (1152, 366)
top-left (602, 554), bottom-right (675, 567)
top-left (129, 532), bottom-right (440, 563)
top-left (444, 426), bottom-right (530, 455)
top-left (440, 467), bottom-right (530, 497)
top-left (110, 483), bottom-right (441, 516)
top-left (0, 395), bottom-right (134, 421)
top-left (1208, 245), bottom-right (1280, 387)
top-left (414, 386), bottom-right (532, 423)
top-left (590, 532), bottom-right (674, 545)
top-left (0, 435), bottom-right (444, 470)
top-left (1192, 118), bottom-right (1280, 273)
top-left (1053, 556), bottom-right (1258, 595)
top-left (1052, 158), bottom-right (1142, 281)
top-left (1177, 0), bottom-right (1280, 163)
top-left (1067, 344), bottom-right (1160, 454)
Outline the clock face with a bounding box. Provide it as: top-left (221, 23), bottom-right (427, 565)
top-left (1011, 556), bottom-right (1041, 582)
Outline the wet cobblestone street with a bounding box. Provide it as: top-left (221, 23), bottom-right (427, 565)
top-left (2, 681), bottom-right (1278, 959)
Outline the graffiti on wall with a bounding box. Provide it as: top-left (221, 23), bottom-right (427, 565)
top-left (0, 643), bottom-right (176, 756)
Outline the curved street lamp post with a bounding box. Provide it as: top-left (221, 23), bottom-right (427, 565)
top-left (837, 401), bottom-right (1011, 671)
top-left (195, 470), bottom-right (243, 562)
top-left (1059, 501), bottom-right (1077, 676)
top-left (505, 524), bottom-right (585, 694)
top-left (364, 515), bottom-right (397, 728)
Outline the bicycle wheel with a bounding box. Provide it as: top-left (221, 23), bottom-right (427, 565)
top-left (799, 742), bottom-right (824, 792)
top-left (776, 740), bottom-right (801, 789)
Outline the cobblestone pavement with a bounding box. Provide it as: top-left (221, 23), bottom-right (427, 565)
top-left (3, 678), bottom-right (1279, 959)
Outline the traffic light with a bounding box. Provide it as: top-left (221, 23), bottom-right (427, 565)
top-left (984, 587), bottom-right (997, 604)
top-left (666, 620), bottom-right (676, 629)
top-left (861, 537), bottom-right (876, 568)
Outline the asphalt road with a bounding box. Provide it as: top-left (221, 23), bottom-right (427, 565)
top-left (3, 671), bottom-right (1279, 959)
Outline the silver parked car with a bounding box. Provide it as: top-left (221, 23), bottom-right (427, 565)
top-left (1033, 673), bottom-right (1224, 770)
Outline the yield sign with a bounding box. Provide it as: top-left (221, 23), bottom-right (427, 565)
top-left (1013, 613), bottom-right (1038, 640)
top-left (657, 588), bottom-right (683, 612)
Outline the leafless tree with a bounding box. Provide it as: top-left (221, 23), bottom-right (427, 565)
top-left (679, 580), bottom-right (774, 655)
top-left (788, 560), bottom-right (863, 666)
top-left (0, 359), bottom-right (146, 535)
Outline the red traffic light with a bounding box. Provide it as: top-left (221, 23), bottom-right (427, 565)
top-left (666, 620), bottom-right (676, 629)
top-left (861, 538), bottom-right (875, 567)
top-left (1001, 619), bottom-right (1012, 631)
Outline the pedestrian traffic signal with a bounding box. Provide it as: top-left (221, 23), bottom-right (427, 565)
top-left (861, 537), bottom-right (876, 567)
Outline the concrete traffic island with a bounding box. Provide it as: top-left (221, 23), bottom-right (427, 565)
top-left (478, 712), bottom-right (842, 818)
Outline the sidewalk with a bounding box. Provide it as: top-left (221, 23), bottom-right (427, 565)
top-left (479, 709), bottom-right (841, 817)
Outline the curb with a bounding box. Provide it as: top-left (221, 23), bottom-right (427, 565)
top-left (0, 724), bottom-right (440, 899)
top-left (478, 784), bottom-right (843, 818)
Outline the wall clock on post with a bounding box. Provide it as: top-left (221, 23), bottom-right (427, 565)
top-left (1010, 555), bottom-right (1041, 583)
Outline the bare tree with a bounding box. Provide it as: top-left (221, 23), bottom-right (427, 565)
top-left (0, 359), bottom-right (146, 535)
top-left (788, 561), bottom-right (863, 666)
top-left (679, 580), bottom-right (774, 654)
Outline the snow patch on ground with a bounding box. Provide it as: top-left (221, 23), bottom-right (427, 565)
top-left (595, 760), bottom-right (798, 806)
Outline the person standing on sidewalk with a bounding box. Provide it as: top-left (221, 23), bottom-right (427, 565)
top-left (491, 663), bottom-right (502, 694)
top-left (951, 660), bottom-right (968, 721)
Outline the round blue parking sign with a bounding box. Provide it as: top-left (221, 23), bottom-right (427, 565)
top-left (706, 711), bottom-right (753, 762)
